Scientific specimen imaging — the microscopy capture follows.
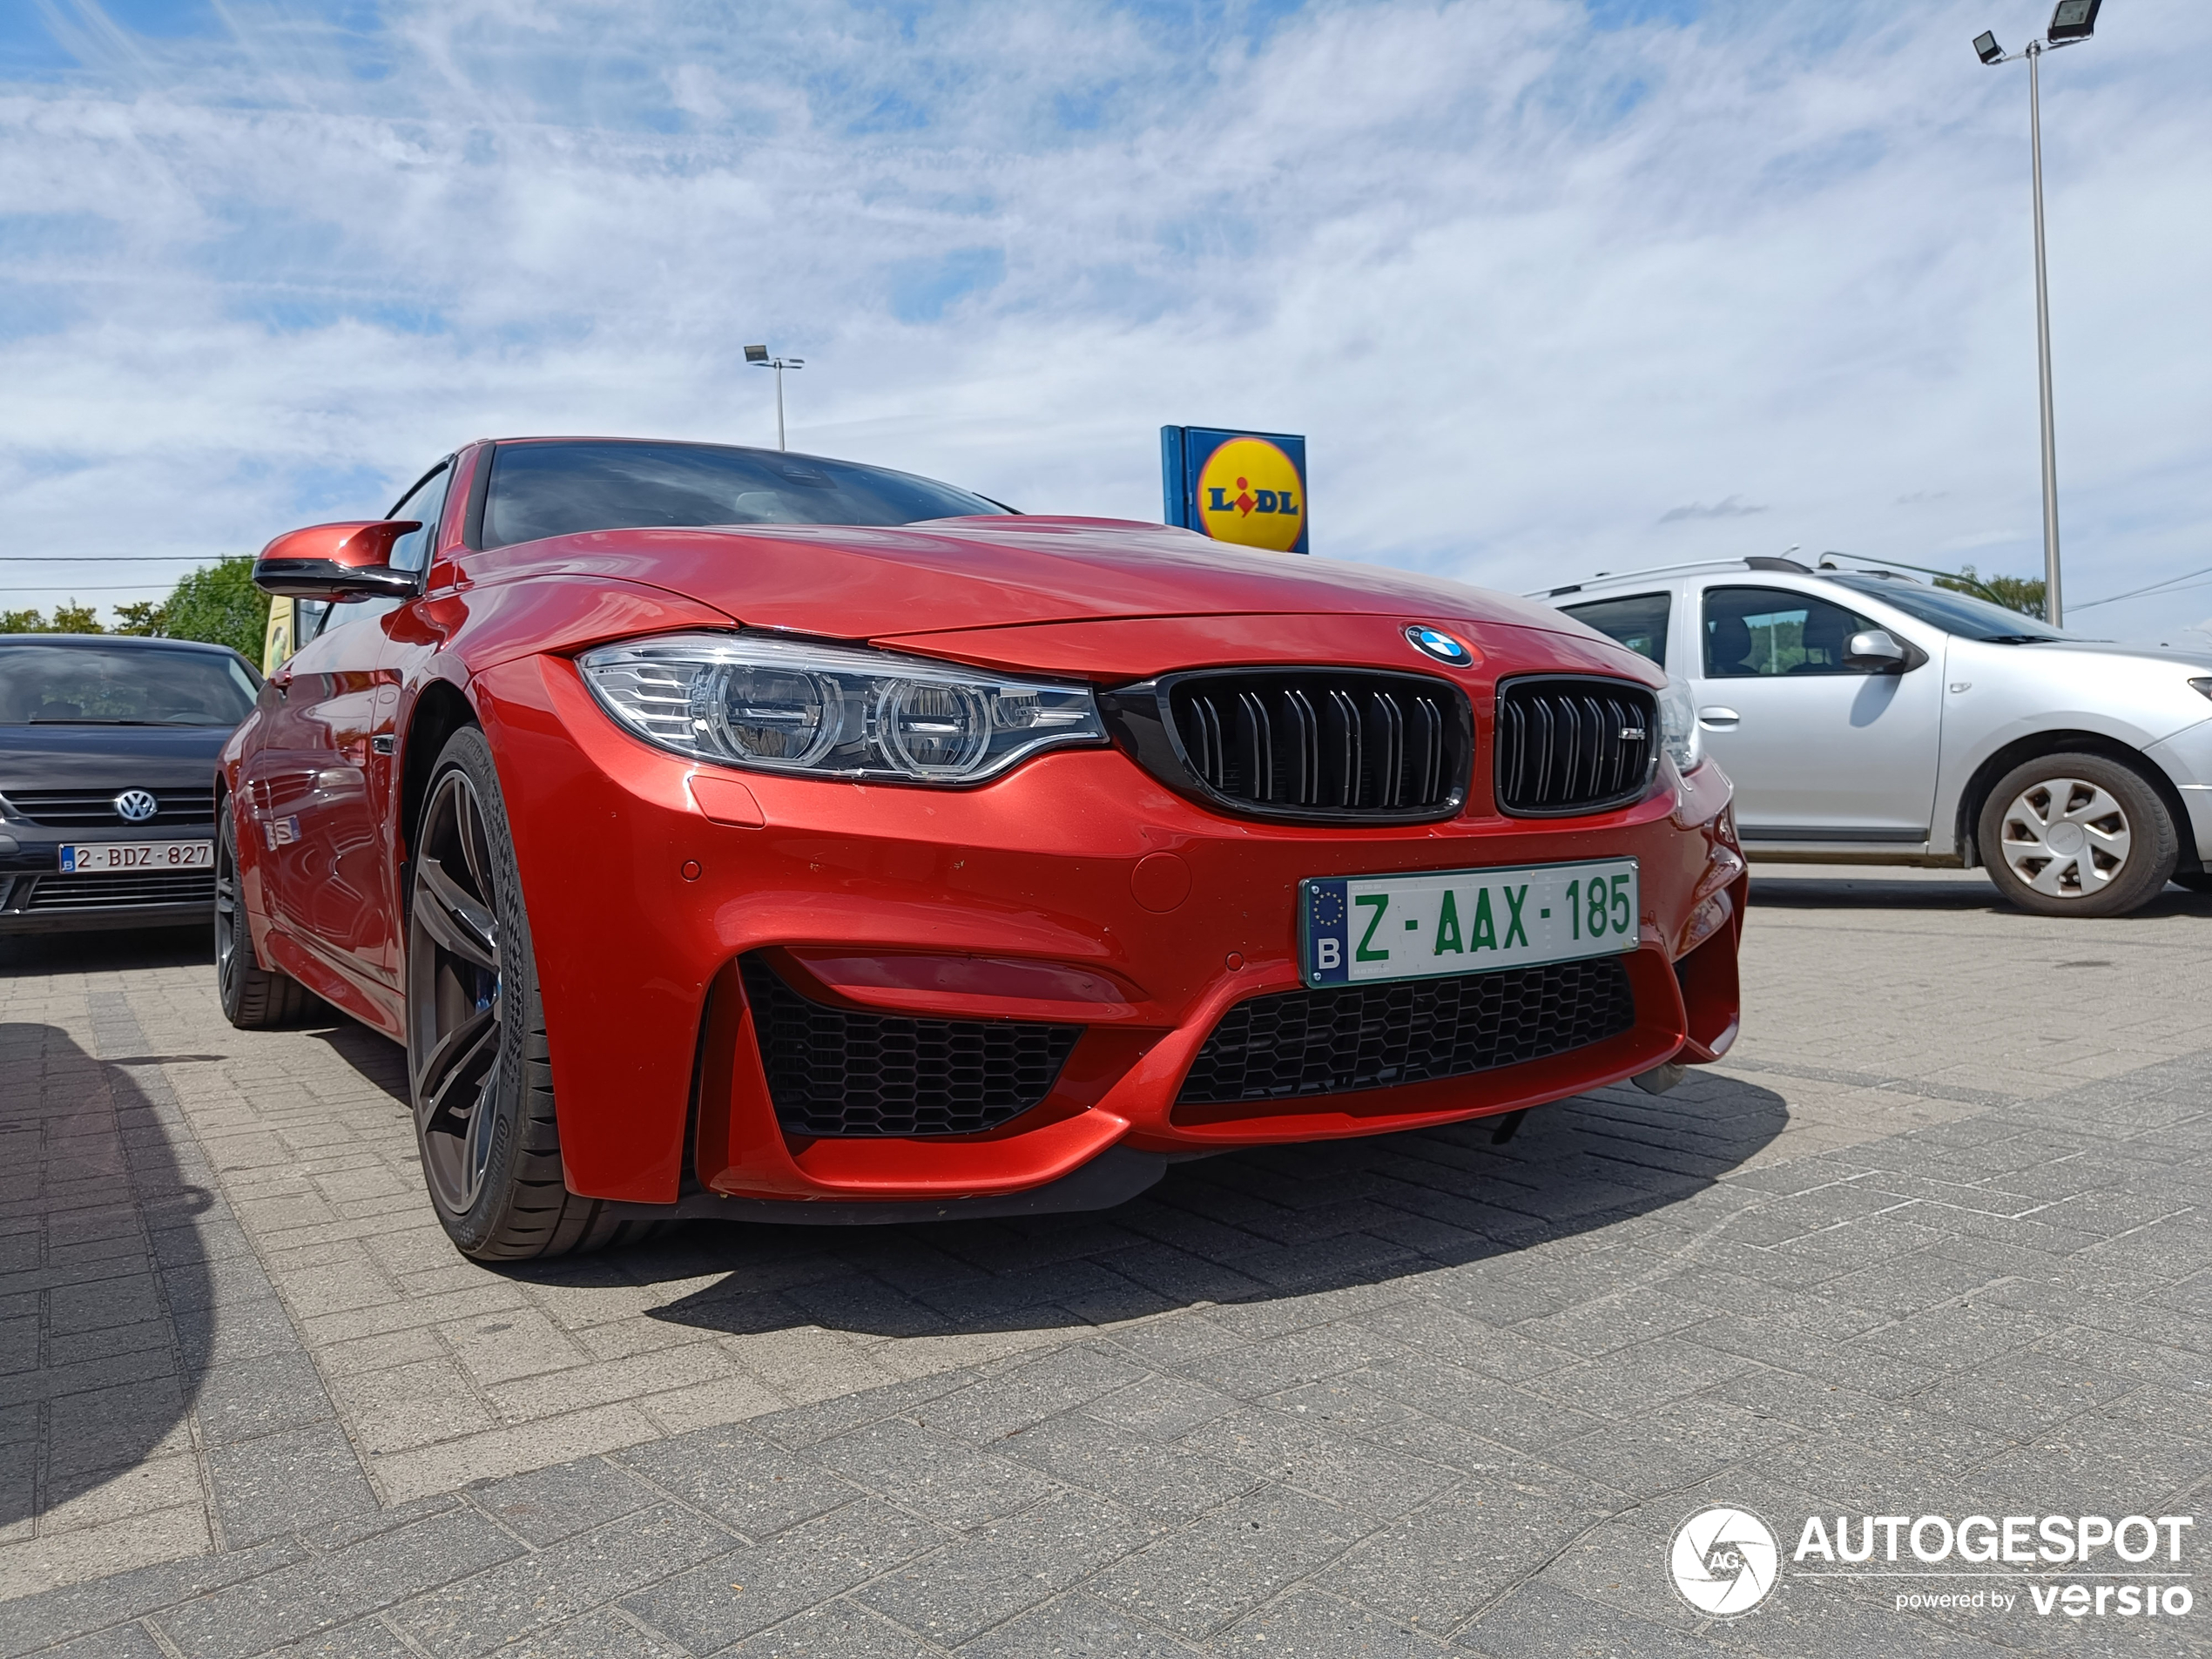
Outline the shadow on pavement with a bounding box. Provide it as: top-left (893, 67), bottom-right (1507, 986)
top-left (0, 1019), bottom-right (215, 1533)
top-left (589, 1071), bottom-right (1792, 1342)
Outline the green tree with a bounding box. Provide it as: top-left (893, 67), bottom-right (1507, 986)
top-left (1935, 563), bottom-right (2046, 621)
top-left (158, 556), bottom-right (268, 659)
top-left (49, 601), bottom-right (103, 633)
top-left (0, 608), bottom-right (47, 633)
top-left (111, 598), bottom-right (170, 636)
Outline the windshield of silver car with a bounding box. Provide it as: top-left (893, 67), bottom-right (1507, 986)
top-left (1825, 574), bottom-right (2065, 643)
top-left (0, 644), bottom-right (259, 725)
top-left (481, 441), bottom-right (1012, 550)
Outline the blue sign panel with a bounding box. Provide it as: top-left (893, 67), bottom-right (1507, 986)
top-left (1161, 426), bottom-right (1309, 554)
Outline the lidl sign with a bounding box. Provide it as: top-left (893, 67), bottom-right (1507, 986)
top-left (1160, 426), bottom-right (1308, 554)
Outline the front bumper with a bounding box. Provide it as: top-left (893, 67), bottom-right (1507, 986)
top-left (474, 656), bottom-right (1745, 1206)
top-left (0, 826), bottom-right (216, 934)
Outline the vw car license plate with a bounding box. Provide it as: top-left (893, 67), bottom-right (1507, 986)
top-left (59, 841), bottom-right (213, 873)
top-left (1301, 858), bottom-right (1638, 988)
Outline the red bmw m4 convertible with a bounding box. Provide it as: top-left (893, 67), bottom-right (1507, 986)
top-left (220, 438), bottom-right (1745, 1260)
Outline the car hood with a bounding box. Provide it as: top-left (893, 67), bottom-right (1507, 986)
top-left (460, 516), bottom-right (1588, 641)
top-left (0, 722), bottom-right (233, 795)
top-left (1992, 638), bottom-right (2212, 672)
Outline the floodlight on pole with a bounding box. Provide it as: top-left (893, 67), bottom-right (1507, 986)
top-left (1972, 1), bottom-right (2101, 627)
top-left (744, 343), bottom-right (806, 451)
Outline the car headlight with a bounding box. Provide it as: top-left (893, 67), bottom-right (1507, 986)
top-left (577, 631), bottom-right (1108, 785)
top-left (1658, 675), bottom-right (1700, 775)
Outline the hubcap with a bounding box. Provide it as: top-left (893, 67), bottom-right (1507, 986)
top-left (407, 769), bottom-right (505, 1215)
top-left (2000, 777), bottom-right (2131, 900)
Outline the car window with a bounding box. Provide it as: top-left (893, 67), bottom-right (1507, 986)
top-left (1560, 592), bottom-right (1670, 669)
top-left (1703, 586), bottom-right (1881, 678)
top-left (384, 461), bottom-right (453, 575)
top-left (1824, 573), bottom-right (2063, 641)
top-left (481, 440), bottom-right (1010, 549)
top-left (0, 644), bottom-right (258, 725)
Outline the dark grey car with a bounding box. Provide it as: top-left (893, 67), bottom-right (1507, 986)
top-left (0, 635), bottom-right (260, 934)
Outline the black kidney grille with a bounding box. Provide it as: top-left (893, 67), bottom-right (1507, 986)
top-left (1167, 671), bottom-right (1466, 818)
top-left (1494, 678), bottom-right (1657, 817)
top-left (739, 956), bottom-right (1082, 1137)
top-left (1177, 956), bottom-right (1635, 1105)
top-left (28, 869), bottom-right (216, 909)
top-left (2, 788), bottom-right (217, 827)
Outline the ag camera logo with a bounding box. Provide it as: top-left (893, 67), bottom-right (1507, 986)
top-left (1672, 1507), bottom-right (1780, 1615)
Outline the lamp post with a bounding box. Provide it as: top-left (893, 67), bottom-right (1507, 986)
top-left (743, 344), bottom-right (806, 452)
top-left (1973, 0), bottom-right (2099, 627)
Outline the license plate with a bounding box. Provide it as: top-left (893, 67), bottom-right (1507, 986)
top-left (59, 841), bottom-right (213, 873)
top-left (1301, 857), bottom-right (1638, 988)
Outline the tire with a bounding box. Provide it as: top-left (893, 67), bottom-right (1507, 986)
top-left (215, 796), bottom-right (310, 1028)
top-left (405, 726), bottom-right (667, 1260)
top-left (1976, 752), bottom-right (2177, 919)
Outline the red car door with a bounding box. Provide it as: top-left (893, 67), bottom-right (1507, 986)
top-left (247, 460), bottom-right (452, 1001)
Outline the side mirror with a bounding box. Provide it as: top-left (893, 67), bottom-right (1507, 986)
top-left (1844, 628), bottom-right (1908, 671)
top-left (252, 520), bottom-right (422, 600)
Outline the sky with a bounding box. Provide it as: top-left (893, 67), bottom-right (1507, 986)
top-left (2, 0), bottom-right (2207, 642)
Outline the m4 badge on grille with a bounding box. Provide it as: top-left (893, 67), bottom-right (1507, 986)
top-left (1302, 857), bottom-right (1639, 988)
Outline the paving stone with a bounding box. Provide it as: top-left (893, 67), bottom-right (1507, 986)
top-left (1086, 1487), bottom-right (1355, 1640)
top-left (956, 1589), bottom-right (1204, 1657)
top-left (389, 1501), bottom-right (734, 1658)
top-left (465, 1458), bottom-right (661, 1548)
top-left (153, 1507), bottom-right (526, 1659)
top-left (619, 1427), bottom-right (859, 1541)
top-left (204, 1421), bottom-right (380, 1547)
top-left (813, 1420), bottom-right (1055, 1528)
top-left (617, 1498), bottom-right (945, 1655)
top-left (722, 1599), bottom-right (937, 1657)
top-left (998, 1413), bottom-right (1261, 1522)
top-left (856, 1488), bottom-right (1155, 1646)
top-left (1208, 1587), bottom-right (1451, 1656)
top-left (1179, 1407), bottom-right (1455, 1520)
top-left (1457, 1581), bottom-right (1728, 1659)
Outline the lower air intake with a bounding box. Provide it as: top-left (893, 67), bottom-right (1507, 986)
top-left (1177, 956), bottom-right (1635, 1104)
top-left (28, 870), bottom-right (217, 910)
top-left (739, 956), bottom-right (1082, 1137)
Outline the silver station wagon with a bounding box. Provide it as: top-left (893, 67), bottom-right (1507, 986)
top-left (1534, 556), bottom-right (2212, 918)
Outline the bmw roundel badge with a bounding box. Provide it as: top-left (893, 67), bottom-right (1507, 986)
top-left (1405, 625), bottom-right (1474, 668)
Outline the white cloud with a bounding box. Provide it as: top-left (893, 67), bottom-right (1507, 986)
top-left (0, 0), bottom-right (2206, 643)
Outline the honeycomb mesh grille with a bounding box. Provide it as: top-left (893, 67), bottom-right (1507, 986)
top-left (740, 956), bottom-right (1082, 1137)
top-left (1177, 956), bottom-right (1635, 1105)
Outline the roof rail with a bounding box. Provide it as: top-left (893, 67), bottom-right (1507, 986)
top-left (1526, 554), bottom-right (1812, 599)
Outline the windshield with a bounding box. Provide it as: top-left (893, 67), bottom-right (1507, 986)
top-left (0, 644), bottom-right (259, 725)
top-left (1825, 574), bottom-right (2066, 642)
top-left (482, 441), bottom-right (1011, 550)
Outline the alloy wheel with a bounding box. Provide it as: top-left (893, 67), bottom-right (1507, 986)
top-left (1998, 777), bottom-right (2131, 900)
top-left (214, 810), bottom-right (241, 999)
top-left (408, 767), bottom-right (506, 1215)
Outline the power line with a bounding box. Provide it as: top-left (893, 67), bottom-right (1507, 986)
top-left (0, 556), bottom-right (215, 562)
top-left (2072, 563), bottom-right (2212, 612)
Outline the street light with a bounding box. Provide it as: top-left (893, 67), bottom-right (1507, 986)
top-left (1973, 0), bottom-right (2101, 626)
top-left (744, 343), bottom-right (806, 452)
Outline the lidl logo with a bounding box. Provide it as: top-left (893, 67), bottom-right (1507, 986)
top-left (1194, 437), bottom-right (1304, 553)
top-left (1160, 425), bottom-right (1310, 554)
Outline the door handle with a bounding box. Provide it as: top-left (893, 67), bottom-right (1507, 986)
top-left (1697, 706), bottom-right (1741, 729)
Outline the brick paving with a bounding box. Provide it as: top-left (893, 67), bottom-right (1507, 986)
top-left (3, 867), bottom-right (2209, 1656)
